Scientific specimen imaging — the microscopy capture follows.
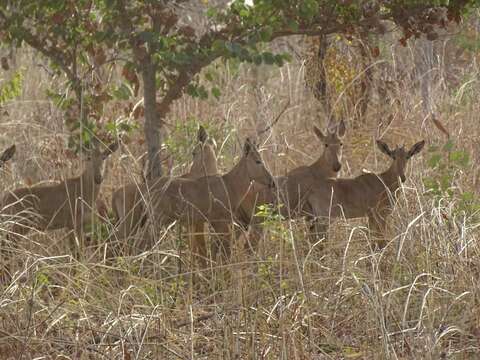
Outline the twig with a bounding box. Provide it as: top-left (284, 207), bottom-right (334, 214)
top-left (430, 112), bottom-right (450, 139)
top-left (257, 99), bottom-right (291, 136)
top-left (176, 312), bottom-right (216, 328)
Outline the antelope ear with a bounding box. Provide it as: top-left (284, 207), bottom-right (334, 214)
top-left (109, 141), bottom-right (120, 153)
top-left (102, 141), bottom-right (119, 159)
top-left (0, 144), bottom-right (16, 163)
top-left (337, 119), bottom-right (346, 137)
top-left (407, 140), bottom-right (425, 158)
top-left (313, 126), bottom-right (326, 141)
top-left (376, 140), bottom-right (393, 158)
top-left (244, 138), bottom-right (253, 156)
top-left (197, 125), bottom-right (208, 143)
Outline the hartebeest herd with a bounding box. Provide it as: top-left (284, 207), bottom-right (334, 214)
top-left (0, 121), bottom-right (425, 269)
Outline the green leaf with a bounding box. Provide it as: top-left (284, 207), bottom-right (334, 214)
top-left (287, 19), bottom-right (299, 31)
top-left (206, 7), bottom-right (218, 19)
top-left (0, 69), bottom-right (23, 105)
top-left (259, 26), bottom-right (273, 42)
top-left (449, 150), bottom-right (469, 167)
top-left (461, 191), bottom-right (474, 202)
top-left (443, 140), bottom-right (455, 151)
top-left (105, 121), bottom-right (117, 132)
top-left (187, 84), bottom-right (208, 99)
top-left (299, 0), bottom-right (319, 19)
top-left (138, 31), bottom-right (154, 43)
top-left (262, 52), bottom-right (275, 65)
top-left (274, 54), bottom-right (286, 66)
top-left (212, 39), bottom-right (226, 54)
top-left (112, 83), bottom-right (133, 100)
top-left (253, 54), bottom-right (263, 65)
top-left (427, 153), bottom-right (442, 168)
top-left (204, 71), bottom-right (214, 82)
top-left (198, 85), bottom-right (208, 99)
top-left (186, 84), bottom-right (199, 97)
top-left (211, 87), bottom-right (221, 99)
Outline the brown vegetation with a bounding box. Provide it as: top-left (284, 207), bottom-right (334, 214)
top-left (1, 21), bottom-right (480, 360)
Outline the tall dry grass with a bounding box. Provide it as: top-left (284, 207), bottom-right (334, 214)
top-left (1, 25), bottom-right (480, 359)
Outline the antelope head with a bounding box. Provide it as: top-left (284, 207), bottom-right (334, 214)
top-left (376, 140), bottom-right (425, 183)
top-left (85, 139), bottom-right (119, 185)
top-left (313, 119), bottom-right (346, 173)
top-left (243, 138), bottom-right (275, 190)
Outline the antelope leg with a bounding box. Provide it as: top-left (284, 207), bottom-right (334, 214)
top-left (307, 218), bottom-right (328, 250)
top-left (368, 212), bottom-right (387, 249)
top-left (210, 221), bottom-right (232, 262)
top-left (189, 221), bottom-right (208, 268)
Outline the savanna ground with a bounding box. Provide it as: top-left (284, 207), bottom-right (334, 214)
top-left (1, 16), bottom-right (480, 360)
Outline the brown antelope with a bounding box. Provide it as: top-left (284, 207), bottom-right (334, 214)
top-left (307, 139), bottom-right (425, 248)
top-left (111, 125), bottom-right (218, 243)
top-left (150, 138), bottom-right (275, 265)
top-left (1, 139), bottom-right (119, 242)
top-left (236, 120), bottom-right (345, 245)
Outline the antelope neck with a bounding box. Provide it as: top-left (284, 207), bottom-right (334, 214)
top-left (189, 157), bottom-right (218, 177)
top-left (380, 163), bottom-right (401, 190)
top-left (79, 169), bottom-right (102, 200)
top-left (222, 156), bottom-right (253, 210)
top-left (310, 156), bottom-right (336, 178)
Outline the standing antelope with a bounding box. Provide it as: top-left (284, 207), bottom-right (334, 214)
top-left (111, 125), bottom-right (218, 242)
top-left (151, 138), bottom-right (275, 265)
top-left (307, 140), bottom-right (425, 248)
top-left (1, 140), bottom-right (118, 243)
top-left (236, 120), bottom-right (345, 243)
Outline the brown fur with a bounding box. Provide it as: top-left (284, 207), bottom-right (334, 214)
top-left (1, 140), bottom-right (118, 243)
top-left (151, 138), bottom-right (274, 265)
top-left (236, 120), bottom-right (345, 248)
top-left (307, 140), bottom-right (425, 248)
top-left (111, 126), bottom-right (218, 244)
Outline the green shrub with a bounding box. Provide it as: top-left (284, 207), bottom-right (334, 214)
top-left (423, 139), bottom-right (479, 221)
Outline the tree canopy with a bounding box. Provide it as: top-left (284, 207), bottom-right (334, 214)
top-left (0, 0), bottom-right (477, 176)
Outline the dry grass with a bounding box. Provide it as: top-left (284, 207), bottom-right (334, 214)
top-left (1, 31), bottom-right (480, 359)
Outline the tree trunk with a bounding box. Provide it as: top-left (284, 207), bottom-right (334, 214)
top-left (142, 61), bottom-right (163, 179)
top-left (415, 38), bottom-right (436, 117)
top-left (314, 34), bottom-right (331, 117)
top-left (356, 36), bottom-right (373, 124)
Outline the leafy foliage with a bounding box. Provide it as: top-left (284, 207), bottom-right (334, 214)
top-left (0, 68), bottom-right (22, 105)
top-left (423, 140), bottom-right (479, 221)
top-left (0, 0), bottom-right (477, 168)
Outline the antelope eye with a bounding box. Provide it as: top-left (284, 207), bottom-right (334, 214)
top-left (255, 160), bottom-right (262, 165)
top-left (325, 144), bottom-right (329, 148)
top-left (340, 143), bottom-right (343, 146)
